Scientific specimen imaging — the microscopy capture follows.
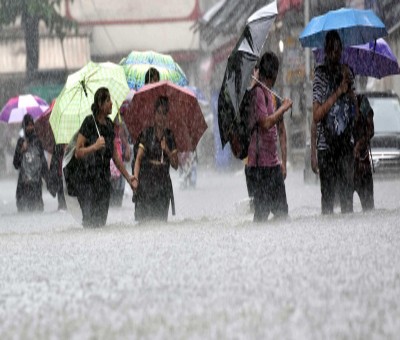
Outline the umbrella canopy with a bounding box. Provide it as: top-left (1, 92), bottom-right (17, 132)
top-left (125, 80), bottom-right (208, 152)
top-left (35, 99), bottom-right (56, 153)
top-left (218, 1), bottom-right (278, 147)
top-left (0, 94), bottom-right (49, 124)
top-left (120, 51), bottom-right (188, 90)
top-left (313, 38), bottom-right (400, 79)
top-left (299, 7), bottom-right (387, 48)
top-left (50, 61), bottom-right (130, 144)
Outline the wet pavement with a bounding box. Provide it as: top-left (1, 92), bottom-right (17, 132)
top-left (1, 167), bottom-right (400, 339)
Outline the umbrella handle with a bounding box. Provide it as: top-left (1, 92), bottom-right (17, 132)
top-left (91, 114), bottom-right (101, 137)
top-left (251, 76), bottom-right (283, 101)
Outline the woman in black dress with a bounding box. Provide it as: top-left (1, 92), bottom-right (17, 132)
top-left (75, 87), bottom-right (134, 227)
top-left (132, 96), bottom-right (179, 222)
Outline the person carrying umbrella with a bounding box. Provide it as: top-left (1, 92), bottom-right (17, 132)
top-left (13, 114), bottom-right (49, 212)
top-left (74, 87), bottom-right (135, 227)
top-left (246, 51), bottom-right (293, 222)
top-left (312, 30), bottom-right (357, 215)
top-left (132, 96), bottom-right (179, 222)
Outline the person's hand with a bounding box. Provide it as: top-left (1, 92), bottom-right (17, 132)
top-left (160, 137), bottom-right (169, 153)
top-left (250, 68), bottom-right (259, 88)
top-left (282, 98), bottom-right (293, 112)
top-left (21, 140), bottom-right (28, 152)
top-left (127, 175), bottom-right (135, 190)
top-left (132, 176), bottom-right (139, 191)
top-left (311, 151), bottom-right (319, 174)
top-left (338, 67), bottom-right (351, 97)
top-left (95, 136), bottom-right (105, 151)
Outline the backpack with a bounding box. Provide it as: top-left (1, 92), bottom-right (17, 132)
top-left (317, 65), bottom-right (355, 149)
top-left (21, 142), bottom-right (42, 183)
top-left (227, 87), bottom-right (257, 160)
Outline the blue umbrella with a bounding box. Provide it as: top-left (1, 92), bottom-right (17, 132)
top-left (313, 38), bottom-right (400, 79)
top-left (299, 8), bottom-right (387, 48)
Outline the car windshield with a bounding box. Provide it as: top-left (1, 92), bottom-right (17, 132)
top-left (368, 97), bottom-right (400, 133)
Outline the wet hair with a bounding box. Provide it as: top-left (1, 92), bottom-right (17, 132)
top-left (22, 113), bottom-right (34, 130)
top-left (145, 67), bottom-right (160, 85)
top-left (259, 51), bottom-right (279, 81)
top-left (91, 87), bottom-right (110, 117)
top-left (324, 30), bottom-right (342, 56)
top-left (155, 96), bottom-right (169, 115)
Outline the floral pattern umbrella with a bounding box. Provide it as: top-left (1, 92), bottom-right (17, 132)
top-left (120, 50), bottom-right (188, 90)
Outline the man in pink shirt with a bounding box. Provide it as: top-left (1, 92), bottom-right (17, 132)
top-left (246, 51), bottom-right (293, 222)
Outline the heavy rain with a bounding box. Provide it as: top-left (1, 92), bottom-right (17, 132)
top-left (1, 1), bottom-right (400, 339)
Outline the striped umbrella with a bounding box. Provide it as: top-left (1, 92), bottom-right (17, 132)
top-left (120, 50), bottom-right (188, 90)
top-left (0, 94), bottom-right (49, 124)
top-left (50, 61), bottom-right (130, 144)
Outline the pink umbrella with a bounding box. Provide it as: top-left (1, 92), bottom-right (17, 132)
top-left (0, 94), bottom-right (49, 124)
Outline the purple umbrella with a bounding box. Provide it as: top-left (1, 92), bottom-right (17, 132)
top-left (0, 94), bottom-right (49, 124)
top-left (313, 38), bottom-right (400, 79)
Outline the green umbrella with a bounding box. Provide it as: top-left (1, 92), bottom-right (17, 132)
top-left (50, 61), bottom-right (130, 144)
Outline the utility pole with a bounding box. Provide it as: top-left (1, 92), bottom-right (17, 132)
top-left (304, 0), bottom-right (310, 82)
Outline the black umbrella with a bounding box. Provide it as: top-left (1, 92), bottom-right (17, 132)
top-left (218, 1), bottom-right (278, 147)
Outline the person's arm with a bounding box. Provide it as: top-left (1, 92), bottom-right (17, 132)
top-left (13, 138), bottom-right (25, 170)
top-left (38, 141), bottom-right (49, 182)
top-left (168, 149), bottom-right (179, 170)
top-left (120, 123), bottom-right (131, 162)
top-left (161, 132), bottom-right (179, 170)
top-left (112, 143), bottom-right (134, 189)
top-left (278, 119), bottom-right (287, 179)
top-left (259, 95), bottom-right (293, 130)
top-left (313, 69), bottom-right (350, 123)
top-left (368, 111), bottom-right (374, 139)
top-left (74, 133), bottom-right (105, 159)
top-left (132, 146), bottom-right (144, 191)
top-left (161, 136), bottom-right (178, 170)
top-left (311, 120), bottom-right (318, 174)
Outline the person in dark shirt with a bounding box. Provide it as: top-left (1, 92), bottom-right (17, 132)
top-left (13, 114), bottom-right (49, 212)
top-left (312, 30), bottom-right (357, 214)
top-left (75, 87), bottom-right (134, 227)
top-left (132, 96), bottom-right (179, 222)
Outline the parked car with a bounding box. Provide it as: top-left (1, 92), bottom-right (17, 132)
top-left (365, 91), bottom-right (400, 176)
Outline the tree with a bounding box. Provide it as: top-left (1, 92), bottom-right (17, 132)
top-left (0, 0), bottom-right (76, 81)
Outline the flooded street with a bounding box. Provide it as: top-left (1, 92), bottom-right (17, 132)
top-left (1, 166), bottom-right (400, 339)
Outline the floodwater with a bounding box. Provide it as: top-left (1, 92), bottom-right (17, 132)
top-left (1, 166), bottom-right (400, 339)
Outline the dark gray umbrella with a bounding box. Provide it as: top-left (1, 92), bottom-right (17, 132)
top-left (218, 1), bottom-right (278, 147)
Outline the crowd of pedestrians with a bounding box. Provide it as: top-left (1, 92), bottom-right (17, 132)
top-left (11, 29), bottom-right (376, 227)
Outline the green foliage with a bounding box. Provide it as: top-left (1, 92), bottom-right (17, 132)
top-left (0, 0), bottom-right (76, 37)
